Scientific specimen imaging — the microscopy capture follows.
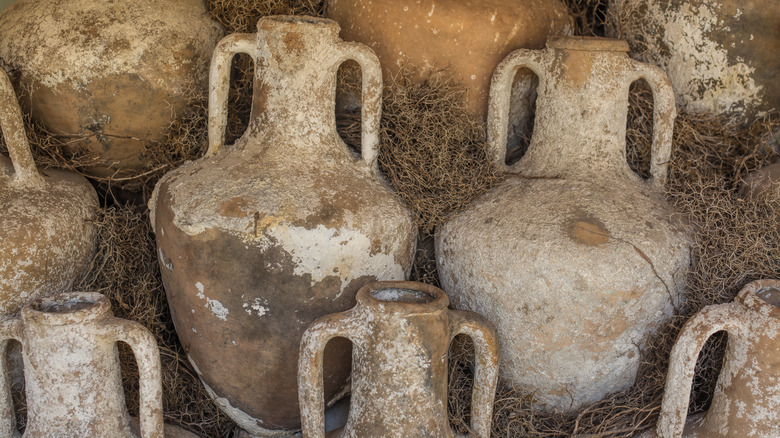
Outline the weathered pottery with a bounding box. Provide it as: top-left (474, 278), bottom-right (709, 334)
top-left (150, 16), bottom-right (416, 436)
top-left (0, 66), bottom-right (98, 315)
top-left (651, 279), bottom-right (780, 438)
top-left (739, 161), bottom-right (780, 199)
top-left (299, 281), bottom-right (499, 438)
top-left (436, 36), bottom-right (692, 412)
top-left (0, 292), bottom-right (198, 437)
top-left (608, 0), bottom-right (780, 119)
top-left (326, 0), bottom-right (573, 147)
top-left (0, 0), bottom-right (223, 185)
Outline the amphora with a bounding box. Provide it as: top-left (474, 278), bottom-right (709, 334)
top-left (0, 292), bottom-right (198, 437)
top-left (150, 16), bottom-right (416, 436)
top-left (436, 36), bottom-right (692, 412)
top-left (651, 279), bottom-right (780, 437)
top-left (299, 281), bottom-right (499, 438)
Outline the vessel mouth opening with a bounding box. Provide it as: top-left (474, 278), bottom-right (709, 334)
top-left (36, 298), bottom-right (95, 314)
top-left (756, 287), bottom-right (780, 308)
top-left (23, 292), bottom-right (111, 325)
top-left (547, 35), bottom-right (629, 53)
top-left (370, 287), bottom-right (436, 304)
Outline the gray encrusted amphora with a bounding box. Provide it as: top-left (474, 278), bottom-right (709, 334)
top-left (436, 36), bottom-right (692, 412)
top-left (299, 281), bottom-right (499, 438)
top-left (149, 16), bottom-right (416, 437)
top-left (649, 279), bottom-right (780, 438)
top-left (0, 292), bottom-right (198, 437)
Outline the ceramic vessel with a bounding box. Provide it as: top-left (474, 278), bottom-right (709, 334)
top-left (299, 281), bottom-right (499, 438)
top-left (608, 0), bottom-right (780, 119)
top-left (326, 0), bottom-right (573, 148)
top-left (0, 292), bottom-right (198, 437)
top-left (0, 66), bottom-right (98, 315)
top-left (651, 279), bottom-right (780, 437)
top-left (436, 36), bottom-right (692, 412)
top-left (0, 0), bottom-right (223, 186)
top-left (150, 16), bottom-right (416, 436)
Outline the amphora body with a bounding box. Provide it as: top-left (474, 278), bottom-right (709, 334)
top-left (150, 16), bottom-right (416, 436)
top-left (436, 36), bottom-right (692, 412)
top-left (299, 281), bottom-right (499, 438)
top-left (652, 279), bottom-right (780, 438)
top-left (0, 292), bottom-right (197, 437)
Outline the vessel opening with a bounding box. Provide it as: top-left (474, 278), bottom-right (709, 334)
top-left (37, 298), bottom-right (95, 314)
top-left (756, 287), bottom-right (780, 308)
top-left (370, 287), bottom-right (435, 304)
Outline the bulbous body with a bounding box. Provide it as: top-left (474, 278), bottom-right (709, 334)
top-left (0, 0), bottom-right (223, 185)
top-left (299, 281), bottom-right (499, 438)
top-left (0, 67), bottom-right (97, 315)
top-left (608, 0), bottom-right (780, 119)
top-left (326, 0), bottom-right (573, 147)
top-left (652, 280), bottom-right (780, 438)
top-left (436, 36), bottom-right (692, 412)
top-left (150, 17), bottom-right (416, 436)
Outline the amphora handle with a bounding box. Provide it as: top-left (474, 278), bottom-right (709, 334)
top-left (486, 49), bottom-right (547, 171)
top-left (0, 318), bottom-right (23, 438)
top-left (656, 302), bottom-right (746, 437)
top-left (449, 310), bottom-right (499, 438)
top-left (298, 310), bottom-right (362, 438)
top-left (0, 67), bottom-right (42, 186)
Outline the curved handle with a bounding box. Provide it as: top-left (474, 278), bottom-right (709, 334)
top-left (486, 48), bottom-right (547, 171)
top-left (333, 42), bottom-right (383, 176)
top-left (110, 319), bottom-right (165, 438)
top-left (656, 303), bottom-right (745, 438)
top-left (629, 60), bottom-right (676, 189)
top-left (449, 310), bottom-right (499, 438)
top-left (0, 67), bottom-right (42, 186)
top-left (206, 32), bottom-right (258, 157)
top-left (0, 318), bottom-right (22, 438)
top-left (299, 310), bottom-right (362, 438)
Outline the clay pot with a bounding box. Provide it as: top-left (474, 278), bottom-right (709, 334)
top-left (0, 66), bottom-right (98, 315)
top-left (299, 281), bottom-right (499, 438)
top-left (0, 292), bottom-right (198, 437)
top-left (651, 279), bottom-right (780, 437)
top-left (608, 0), bottom-right (780, 119)
top-left (739, 161), bottom-right (780, 199)
top-left (150, 16), bottom-right (416, 436)
top-left (436, 36), bottom-right (692, 412)
top-left (0, 0), bottom-right (223, 187)
top-left (326, 0), bottom-right (573, 148)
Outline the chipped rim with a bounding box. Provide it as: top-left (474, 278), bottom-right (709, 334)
top-left (357, 280), bottom-right (449, 314)
top-left (547, 35), bottom-right (629, 53)
top-left (22, 292), bottom-right (111, 326)
top-left (738, 279), bottom-right (780, 319)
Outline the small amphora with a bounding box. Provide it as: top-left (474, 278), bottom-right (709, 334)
top-left (0, 292), bottom-right (197, 437)
top-left (299, 281), bottom-right (499, 438)
top-left (652, 279), bottom-right (780, 437)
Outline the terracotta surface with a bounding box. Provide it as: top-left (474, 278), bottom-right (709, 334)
top-left (0, 66), bottom-right (97, 315)
top-left (609, 0), bottom-right (780, 119)
top-left (649, 280), bottom-right (780, 437)
top-left (150, 16), bottom-right (416, 436)
top-left (0, 292), bottom-right (198, 437)
top-left (436, 36), bottom-right (692, 412)
top-left (739, 161), bottom-right (780, 199)
top-left (299, 281), bottom-right (498, 438)
top-left (326, 0), bottom-right (573, 147)
top-left (0, 0), bottom-right (223, 186)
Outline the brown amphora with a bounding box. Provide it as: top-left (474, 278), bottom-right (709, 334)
top-left (0, 66), bottom-right (98, 315)
top-left (0, 292), bottom-right (198, 437)
top-left (651, 279), bottom-right (780, 438)
top-left (150, 16), bottom-right (416, 436)
top-left (436, 36), bottom-right (692, 412)
top-left (299, 281), bottom-right (499, 438)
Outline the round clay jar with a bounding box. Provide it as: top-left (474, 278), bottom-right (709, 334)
top-left (0, 0), bottom-right (224, 188)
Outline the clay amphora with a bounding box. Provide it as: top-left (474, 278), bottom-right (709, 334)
top-left (0, 292), bottom-right (198, 437)
top-left (0, 0), bottom-right (223, 187)
top-left (299, 281), bottom-right (499, 438)
top-left (608, 0), bottom-right (780, 119)
top-left (0, 66), bottom-right (98, 315)
top-left (436, 36), bottom-right (692, 412)
top-left (648, 280), bottom-right (780, 438)
top-left (150, 16), bottom-right (416, 436)
top-left (326, 0), bottom-right (573, 148)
